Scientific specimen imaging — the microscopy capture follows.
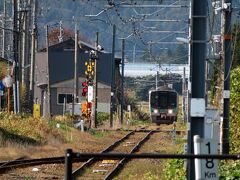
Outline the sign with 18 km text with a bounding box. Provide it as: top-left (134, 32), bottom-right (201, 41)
top-left (200, 138), bottom-right (219, 180)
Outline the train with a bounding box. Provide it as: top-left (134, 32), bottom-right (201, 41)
top-left (149, 86), bottom-right (179, 125)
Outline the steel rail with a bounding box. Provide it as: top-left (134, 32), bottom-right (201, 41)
top-left (72, 131), bottom-right (134, 177)
top-left (104, 131), bottom-right (154, 180)
top-left (74, 153), bottom-right (240, 160)
top-left (0, 157), bottom-right (65, 172)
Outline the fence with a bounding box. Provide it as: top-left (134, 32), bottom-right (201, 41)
top-left (64, 148), bottom-right (240, 180)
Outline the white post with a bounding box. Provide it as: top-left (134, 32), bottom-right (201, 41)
top-left (80, 119), bottom-right (84, 132)
top-left (63, 97), bottom-right (66, 115)
top-left (194, 135), bottom-right (202, 180)
top-left (17, 80), bottom-right (20, 113)
top-left (172, 122), bottom-right (176, 144)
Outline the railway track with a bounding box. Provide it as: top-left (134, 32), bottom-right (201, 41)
top-left (0, 128), bottom-right (175, 179)
top-left (72, 131), bottom-right (155, 180)
top-left (0, 156), bottom-right (65, 173)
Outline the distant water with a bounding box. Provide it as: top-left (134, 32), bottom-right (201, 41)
top-left (122, 63), bottom-right (189, 77)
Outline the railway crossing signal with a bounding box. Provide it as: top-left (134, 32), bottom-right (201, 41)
top-left (82, 81), bottom-right (88, 96)
top-left (85, 61), bottom-right (95, 78)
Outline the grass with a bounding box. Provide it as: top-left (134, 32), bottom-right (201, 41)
top-left (0, 112), bottom-right (66, 145)
top-left (88, 129), bottom-right (111, 138)
top-left (114, 159), bottom-right (164, 180)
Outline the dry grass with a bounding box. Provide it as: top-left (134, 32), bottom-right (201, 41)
top-left (0, 112), bottom-right (65, 145)
top-left (0, 111), bottom-right (185, 179)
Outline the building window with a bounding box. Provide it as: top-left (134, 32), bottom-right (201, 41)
top-left (58, 94), bottom-right (73, 104)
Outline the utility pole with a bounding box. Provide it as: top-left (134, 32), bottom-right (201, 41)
top-left (132, 43), bottom-right (136, 63)
top-left (21, 1), bottom-right (30, 86)
top-left (73, 24), bottom-right (79, 115)
top-left (93, 32), bottom-right (99, 128)
top-left (187, 0), bottom-right (207, 179)
top-left (45, 25), bottom-right (51, 117)
top-left (110, 24), bottom-right (116, 128)
top-left (59, 20), bottom-right (64, 43)
top-left (222, 0), bottom-right (232, 154)
top-left (30, 0), bottom-right (37, 110)
top-left (149, 42), bottom-right (152, 61)
top-left (13, 0), bottom-right (20, 114)
top-left (120, 38), bottom-right (125, 125)
top-left (2, 0), bottom-right (7, 58)
top-left (155, 71), bottom-right (159, 90)
top-left (182, 67), bottom-right (186, 122)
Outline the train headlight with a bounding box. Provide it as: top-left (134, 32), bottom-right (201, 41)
top-left (168, 109), bottom-right (173, 114)
top-left (154, 109), bottom-right (158, 113)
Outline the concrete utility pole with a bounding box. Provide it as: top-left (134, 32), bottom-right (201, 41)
top-left (182, 67), bottom-right (186, 122)
top-left (222, 0), bottom-right (232, 154)
top-left (132, 43), bottom-right (136, 63)
top-left (73, 24), bottom-right (79, 116)
top-left (45, 25), bottom-right (51, 117)
top-left (30, 0), bottom-right (37, 110)
top-left (2, 0), bottom-right (7, 58)
top-left (120, 38), bottom-right (125, 125)
top-left (13, 0), bottom-right (20, 113)
top-left (155, 71), bottom-right (159, 90)
top-left (110, 24), bottom-right (116, 128)
top-left (93, 32), bottom-right (99, 128)
top-left (21, 1), bottom-right (30, 86)
top-left (59, 20), bottom-right (63, 43)
top-left (187, 0), bottom-right (207, 179)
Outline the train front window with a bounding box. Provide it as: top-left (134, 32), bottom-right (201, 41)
top-left (168, 92), bottom-right (177, 108)
top-left (151, 92), bottom-right (168, 109)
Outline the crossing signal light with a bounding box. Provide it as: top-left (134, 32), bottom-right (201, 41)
top-left (82, 81), bottom-right (88, 96)
top-left (82, 81), bottom-right (87, 86)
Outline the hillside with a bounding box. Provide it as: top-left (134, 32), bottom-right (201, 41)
top-left (36, 0), bottom-right (190, 63)
top-left (0, 0), bottom-right (239, 63)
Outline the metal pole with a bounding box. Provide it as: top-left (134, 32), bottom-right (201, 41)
top-left (65, 149), bottom-right (72, 180)
top-left (110, 24), bottom-right (116, 128)
top-left (93, 32), bottom-right (99, 128)
top-left (45, 25), bottom-right (51, 117)
top-left (73, 24), bottom-right (79, 116)
top-left (120, 38), bottom-right (125, 125)
top-left (30, 0), bottom-right (37, 112)
top-left (188, 0), bottom-right (207, 179)
top-left (222, 0), bottom-right (232, 154)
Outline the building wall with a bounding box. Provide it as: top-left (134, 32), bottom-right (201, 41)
top-left (34, 39), bottom-right (121, 116)
top-left (50, 79), bottom-right (111, 115)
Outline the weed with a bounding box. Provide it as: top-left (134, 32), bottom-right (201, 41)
top-left (88, 129), bottom-right (110, 138)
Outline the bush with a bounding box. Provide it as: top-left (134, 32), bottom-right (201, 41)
top-left (97, 112), bottom-right (109, 125)
top-left (219, 67), bottom-right (240, 178)
top-left (163, 145), bottom-right (186, 179)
